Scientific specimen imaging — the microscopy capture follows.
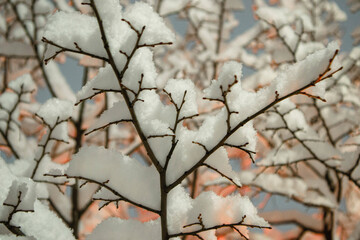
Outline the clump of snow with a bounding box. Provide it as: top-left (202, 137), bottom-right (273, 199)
top-left (205, 147), bottom-right (241, 187)
top-left (87, 218), bottom-right (161, 240)
top-left (12, 200), bottom-right (75, 240)
top-left (195, 109), bottom-right (228, 149)
top-left (87, 100), bottom-right (131, 134)
top-left (283, 109), bottom-right (308, 132)
top-left (8, 74), bottom-right (36, 94)
top-left (43, 11), bottom-right (105, 60)
top-left (226, 122), bottom-right (257, 154)
top-left (134, 90), bottom-right (175, 166)
top-left (159, 0), bottom-right (189, 16)
top-left (167, 186), bottom-right (192, 233)
top-left (239, 171), bottom-right (307, 197)
top-left (34, 0), bottom-right (53, 14)
top-left (0, 158), bottom-right (16, 206)
top-left (124, 2), bottom-right (175, 45)
top-left (76, 65), bottom-right (120, 103)
top-left (122, 48), bottom-right (157, 94)
top-left (135, 90), bottom-right (174, 137)
top-left (295, 42), bottom-right (325, 61)
top-left (271, 42), bottom-right (340, 98)
top-left (32, 155), bottom-right (68, 183)
top-left (166, 126), bottom-right (204, 184)
top-left (256, 7), bottom-right (293, 28)
top-left (279, 25), bottom-right (298, 52)
top-left (67, 146), bottom-right (160, 210)
top-left (204, 61), bottom-right (242, 99)
top-left (166, 186), bottom-right (269, 235)
top-left (164, 79), bottom-right (198, 119)
top-left (257, 145), bottom-right (312, 167)
top-left (36, 98), bottom-right (73, 127)
top-left (4, 178), bottom-right (36, 216)
top-left (184, 191), bottom-right (269, 232)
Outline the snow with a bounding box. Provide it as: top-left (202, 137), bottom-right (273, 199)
top-left (124, 2), bottom-right (175, 45)
top-left (32, 155), bottom-right (68, 183)
top-left (204, 61), bottom-right (243, 99)
top-left (122, 48), bottom-right (157, 95)
top-left (53, 0), bottom-right (75, 12)
top-left (257, 145), bottom-right (312, 167)
top-left (87, 100), bottom-right (131, 134)
top-left (302, 190), bottom-right (336, 208)
top-left (203, 48), bottom-right (339, 135)
top-left (194, 109), bottom-right (228, 149)
top-left (8, 75), bottom-right (36, 94)
top-left (166, 126), bottom-right (205, 184)
top-left (0, 92), bottom-right (18, 121)
top-left (225, 122), bottom-right (257, 154)
top-left (184, 191), bottom-right (269, 231)
top-left (1, 177), bottom-right (36, 223)
top-left (166, 107), bottom-right (249, 185)
top-left (43, 11), bottom-right (106, 60)
top-left (92, 0), bottom-right (129, 63)
top-left (271, 42), bottom-right (340, 98)
top-left (239, 171), bottom-right (307, 197)
top-left (36, 98), bottom-right (73, 127)
top-left (256, 7), bottom-right (293, 28)
top-left (206, 147), bottom-right (241, 186)
top-left (340, 150), bottom-right (360, 180)
top-left (67, 146), bottom-right (161, 210)
top-left (295, 42), bottom-right (325, 61)
top-left (327, 2), bottom-right (347, 22)
top-left (87, 218), bottom-right (161, 240)
top-left (134, 90), bottom-right (174, 137)
top-left (0, 158), bottom-right (15, 206)
top-left (279, 25), bottom-right (298, 52)
top-left (47, 185), bottom-right (71, 222)
top-left (93, 0), bottom-right (123, 29)
top-left (12, 200), bottom-right (75, 240)
top-left (167, 186), bottom-right (269, 235)
top-left (76, 65), bottom-right (120, 103)
top-left (164, 79), bottom-right (198, 119)
top-left (283, 109), bottom-right (308, 131)
top-left (167, 186), bottom-right (192, 234)
top-left (159, 0), bottom-right (189, 16)
top-left (349, 46), bottom-right (360, 60)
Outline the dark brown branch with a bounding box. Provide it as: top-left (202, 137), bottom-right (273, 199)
top-left (138, 42), bottom-right (173, 48)
top-left (90, 0), bottom-right (163, 173)
top-left (224, 142), bottom-right (256, 163)
top-left (42, 37), bottom-right (109, 64)
top-left (85, 119), bottom-right (133, 136)
top-left (31, 116), bottom-right (70, 178)
top-left (203, 163), bottom-right (241, 187)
